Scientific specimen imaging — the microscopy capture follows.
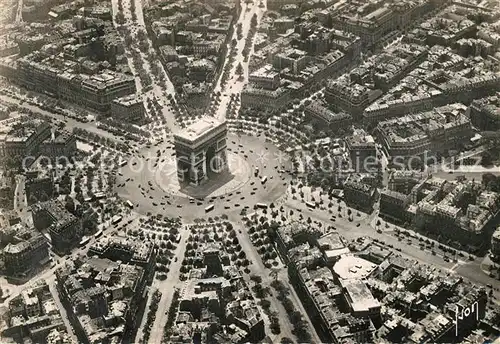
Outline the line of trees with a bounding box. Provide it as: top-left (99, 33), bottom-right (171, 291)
top-left (242, 13), bottom-right (258, 61)
top-left (140, 290), bottom-right (162, 343)
top-left (271, 280), bottom-right (312, 343)
top-left (163, 289), bottom-right (180, 340)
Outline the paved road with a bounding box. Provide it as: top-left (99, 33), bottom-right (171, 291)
top-left (111, 0), bottom-right (177, 134)
top-left (15, 0), bottom-right (23, 22)
top-left (48, 280), bottom-right (78, 342)
top-left (134, 285), bottom-right (156, 342)
top-left (110, 0), bottom-right (142, 89)
top-left (148, 227), bottom-right (189, 344)
top-left (214, 0), bottom-right (267, 121)
top-left (232, 221), bottom-right (299, 341)
top-left (13, 175), bottom-right (25, 211)
top-left (284, 198), bottom-right (455, 267)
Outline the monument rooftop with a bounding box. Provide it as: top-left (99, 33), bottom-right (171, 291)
top-left (174, 116), bottom-right (225, 143)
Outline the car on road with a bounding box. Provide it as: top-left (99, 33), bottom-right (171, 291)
top-left (177, 204), bottom-right (182, 208)
top-left (225, 206), bottom-right (230, 209)
top-left (250, 192), bottom-right (255, 195)
top-left (152, 202), bottom-right (157, 206)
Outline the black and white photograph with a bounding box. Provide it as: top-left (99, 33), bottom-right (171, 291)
top-left (0, 0), bottom-right (500, 343)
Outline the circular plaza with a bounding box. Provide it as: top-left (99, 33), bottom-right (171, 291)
top-left (115, 132), bottom-right (292, 220)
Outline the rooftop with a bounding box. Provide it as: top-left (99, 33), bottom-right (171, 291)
top-left (471, 92), bottom-right (500, 119)
top-left (89, 235), bottom-right (154, 262)
top-left (317, 232), bottom-right (345, 251)
top-left (347, 129), bottom-right (375, 147)
top-left (174, 116), bottom-right (225, 143)
top-left (333, 255), bottom-right (378, 280)
top-left (377, 103), bottom-right (469, 144)
top-left (341, 279), bottom-right (381, 313)
top-left (180, 277), bottom-right (231, 301)
top-left (493, 227), bottom-right (500, 240)
top-left (365, 46), bottom-right (500, 115)
top-left (4, 119), bottom-right (49, 143)
top-left (249, 64), bottom-right (279, 79)
top-left (112, 94), bottom-right (142, 107)
top-left (33, 200), bottom-right (76, 231)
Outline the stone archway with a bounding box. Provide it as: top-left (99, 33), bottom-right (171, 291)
top-left (205, 146), bottom-right (216, 177)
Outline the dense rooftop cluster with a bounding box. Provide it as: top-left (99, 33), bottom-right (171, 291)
top-left (144, 0), bottom-right (237, 107)
top-left (363, 45), bottom-right (500, 120)
top-left (250, 216), bottom-right (500, 343)
top-left (0, 223), bottom-right (49, 277)
top-left (380, 174), bottom-right (500, 252)
top-left (0, 1), bottom-right (140, 117)
top-left (325, 43), bottom-right (428, 115)
top-left (242, 17), bottom-right (362, 110)
top-left (3, 280), bottom-right (72, 343)
top-left (376, 103), bottom-right (472, 158)
top-left (55, 235), bottom-right (155, 343)
top-left (1, 0), bottom-right (500, 342)
top-left (165, 221), bottom-right (265, 343)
